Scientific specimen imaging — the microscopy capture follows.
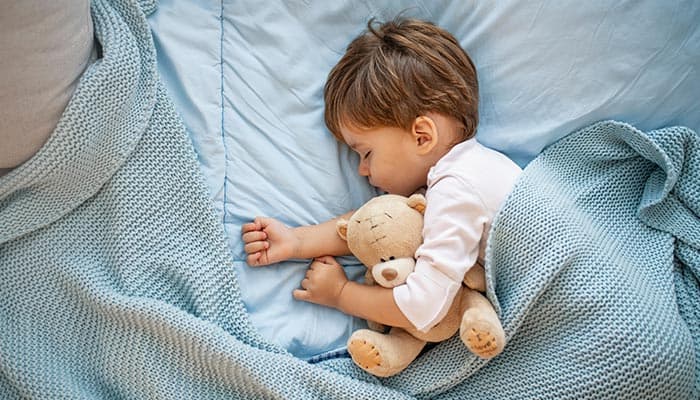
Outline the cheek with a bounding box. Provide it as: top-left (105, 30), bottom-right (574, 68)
top-left (367, 163), bottom-right (388, 182)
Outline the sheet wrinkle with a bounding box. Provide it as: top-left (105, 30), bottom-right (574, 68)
top-left (221, 19), bottom-right (287, 126)
top-left (224, 10), bottom-right (316, 121)
top-left (223, 58), bottom-right (284, 132)
top-left (414, 1), bottom-right (435, 22)
top-left (525, 1), bottom-right (546, 34)
top-left (279, 5), bottom-right (340, 108)
top-left (653, 67), bottom-right (694, 107)
top-left (610, 43), bottom-right (669, 105)
top-left (590, 6), bottom-right (612, 42)
top-left (219, 0), bottom-right (229, 230)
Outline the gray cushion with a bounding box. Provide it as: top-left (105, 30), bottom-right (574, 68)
top-left (0, 0), bottom-right (94, 172)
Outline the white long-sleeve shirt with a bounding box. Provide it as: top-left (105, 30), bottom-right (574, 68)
top-left (393, 138), bottom-right (522, 332)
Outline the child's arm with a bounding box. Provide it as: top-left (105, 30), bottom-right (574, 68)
top-left (241, 211), bottom-right (354, 266)
top-left (293, 256), bottom-right (414, 329)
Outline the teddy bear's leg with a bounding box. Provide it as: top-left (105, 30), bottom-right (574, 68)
top-left (347, 327), bottom-right (426, 377)
top-left (463, 262), bottom-right (486, 292)
top-left (459, 288), bottom-right (505, 359)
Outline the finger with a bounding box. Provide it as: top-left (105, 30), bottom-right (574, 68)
top-left (308, 260), bottom-right (325, 270)
top-left (244, 241), bottom-right (269, 254)
top-left (300, 278), bottom-right (310, 289)
top-left (292, 289), bottom-right (310, 301)
top-left (246, 252), bottom-right (262, 266)
top-left (316, 255), bottom-right (338, 265)
top-left (255, 216), bottom-right (275, 229)
top-left (241, 221), bottom-right (261, 233)
top-left (242, 230), bottom-right (267, 243)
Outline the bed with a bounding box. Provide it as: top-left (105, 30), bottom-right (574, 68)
top-left (1, 0), bottom-right (698, 398)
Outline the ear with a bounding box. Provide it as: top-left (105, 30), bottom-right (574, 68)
top-left (336, 219), bottom-right (349, 241)
top-left (407, 194), bottom-right (426, 215)
top-left (412, 115), bottom-right (439, 155)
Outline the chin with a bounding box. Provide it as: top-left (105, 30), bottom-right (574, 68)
top-left (374, 186), bottom-right (417, 197)
top-left (374, 188), bottom-right (389, 195)
top-left (394, 188), bottom-right (416, 197)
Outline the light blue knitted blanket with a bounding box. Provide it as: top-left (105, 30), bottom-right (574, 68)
top-left (1, 0), bottom-right (697, 399)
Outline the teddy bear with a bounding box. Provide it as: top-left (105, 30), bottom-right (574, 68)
top-left (336, 193), bottom-right (505, 377)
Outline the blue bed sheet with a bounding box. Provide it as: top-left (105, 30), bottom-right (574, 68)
top-left (148, 0), bottom-right (700, 359)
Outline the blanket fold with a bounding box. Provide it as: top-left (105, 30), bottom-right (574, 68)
top-left (478, 121), bottom-right (698, 399)
top-left (0, 0), bottom-right (697, 399)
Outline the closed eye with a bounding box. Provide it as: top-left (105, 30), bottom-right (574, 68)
top-left (362, 151), bottom-right (371, 160)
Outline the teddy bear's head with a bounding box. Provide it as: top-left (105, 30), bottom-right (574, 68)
top-left (336, 194), bottom-right (425, 288)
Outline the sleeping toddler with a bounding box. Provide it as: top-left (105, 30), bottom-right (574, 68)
top-left (241, 17), bottom-right (521, 362)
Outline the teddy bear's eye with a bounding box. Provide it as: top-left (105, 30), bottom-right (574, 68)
top-left (389, 256), bottom-right (395, 260)
top-left (380, 258), bottom-right (386, 262)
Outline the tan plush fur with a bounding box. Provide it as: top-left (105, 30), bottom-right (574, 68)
top-left (337, 194), bottom-right (505, 377)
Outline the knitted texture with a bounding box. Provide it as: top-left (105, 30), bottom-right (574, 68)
top-left (0, 0), bottom-right (698, 398)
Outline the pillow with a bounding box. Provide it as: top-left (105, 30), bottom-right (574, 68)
top-left (0, 0), bottom-right (95, 171)
top-left (148, 0), bottom-right (700, 359)
top-left (429, 1), bottom-right (700, 165)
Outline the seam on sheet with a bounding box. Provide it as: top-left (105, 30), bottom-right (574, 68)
top-left (219, 0), bottom-right (229, 230)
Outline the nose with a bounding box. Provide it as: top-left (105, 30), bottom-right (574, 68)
top-left (358, 159), bottom-right (369, 177)
top-left (381, 269), bottom-right (398, 281)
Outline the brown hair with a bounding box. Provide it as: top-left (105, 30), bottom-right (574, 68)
top-left (324, 17), bottom-right (479, 142)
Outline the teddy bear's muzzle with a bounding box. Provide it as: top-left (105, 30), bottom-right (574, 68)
top-left (371, 258), bottom-right (415, 288)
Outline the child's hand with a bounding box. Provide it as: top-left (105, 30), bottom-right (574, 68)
top-left (293, 256), bottom-right (348, 309)
top-left (241, 217), bottom-right (299, 266)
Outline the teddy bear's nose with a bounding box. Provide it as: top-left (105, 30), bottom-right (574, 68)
top-left (381, 269), bottom-right (398, 281)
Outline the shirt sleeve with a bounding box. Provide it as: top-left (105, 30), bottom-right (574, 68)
top-left (393, 175), bottom-right (488, 332)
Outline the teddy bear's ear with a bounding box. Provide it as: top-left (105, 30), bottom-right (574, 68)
top-left (407, 194), bottom-right (426, 215)
top-left (336, 219), bottom-right (349, 241)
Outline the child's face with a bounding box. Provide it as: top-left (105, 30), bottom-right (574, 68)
top-left (340, 124), bottom-right (429, 197)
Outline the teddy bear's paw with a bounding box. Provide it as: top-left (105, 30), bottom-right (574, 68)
top-left (348, 338), bottom-right (384, 371)
top-left (462, 328), bottom-right (499, 358)
top-left (347, 328), bottom-right (425, 377)
top-left (462, 327), bottom-right (501, 358)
